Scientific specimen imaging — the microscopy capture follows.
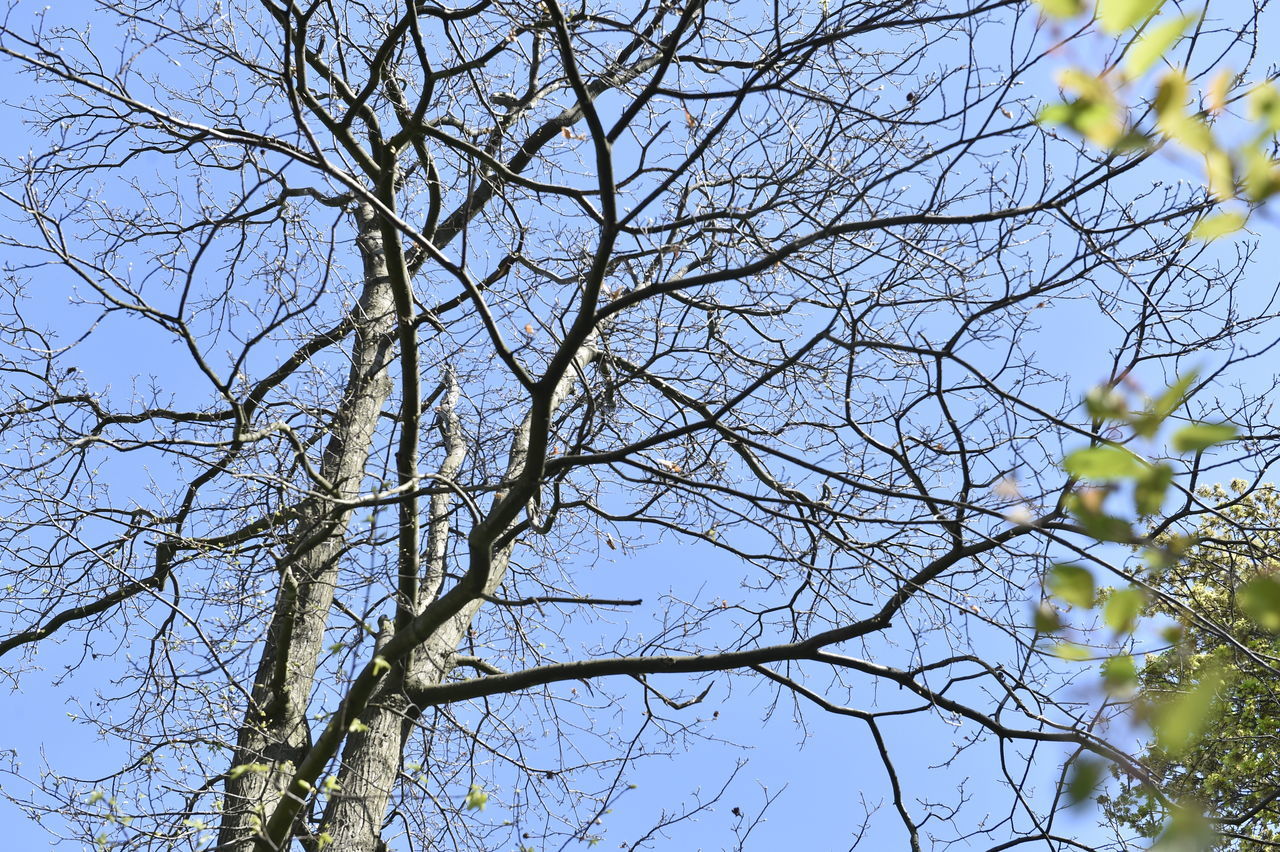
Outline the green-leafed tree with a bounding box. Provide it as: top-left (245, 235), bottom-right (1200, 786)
top-left (1105, 482), bottom-right (1280, 849)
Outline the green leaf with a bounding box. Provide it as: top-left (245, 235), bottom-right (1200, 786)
top-left (1103, 587), bottom-right (1146, 633)
top-left (1206, 149), bottom-right (1235, 200)
top-left (1034, 600), bottom-right (1063, 633)
top-left (1052, 641), bottom-right (1093, 661)
top-left (1152, 370), bottom-right (1198, 424)
top-left (1097, 0), bottom-right (1164, 34)
top-left (1037, 102), bottom-right (1075, 127)
top-left (226, 763), bottom-right (269, 780)
top-left (1065, 757), bottom-right (1106, 807)
top-left (1242, 145), bottom-right (1280, 201)
top-left (1128, 412), bottom-right (1160, 439)
top-left (1102, 654), bottom-right (1139, 695)
top-left (1170, 422), bottom-right (1236, 453)
top-left (1152, 803), bottom-right (1219, 852)
top-left (1046, 69), bottom-right (1129, 147)
top-left (1063, 445), bottom-right (1147, 481)
top-left (1080, 514), bottom-right (1128, 540)
top-left (1033, 0), bottom-right (1086, 16)
top-left (1250, 82), bottom-right (1280, 131)
top-left (1126, 14), bottom-right (1195, 76)
top-left (1039, 99), bottom-right (1126, 148)
top-left (1134, 463), bottom-right (1174, 516)
top-left (464, 784), bottom-right (489, 811)
top-left (1154, 71), bottom-right (1215, 154)
top-left (1154, 70), bottom-right (1188, 119)
top-left (1145, 535), bottom-right (1193, 573)
top-left (372, 655), bottom-right (391, 676)
top-left (1167, 114), bottom-right (1215, 153)
top-left (1047, 563), bottom-right (1096, 608)
top-left (1239, 575), bottom-right (1280, 631)
top-left (1067, 493), bottom-right (1136, 542)
top-left (1152, 666), bottom-right (1225, 755)
top-left (1190, 211), bottom-right (1247, 241)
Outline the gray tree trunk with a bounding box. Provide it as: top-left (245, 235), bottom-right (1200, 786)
top-left (219, 204), bottom-right (396, 852)
top-left (219, 186), bottom-right (597, 850)
top-left (318, 344), bottom-right (598, 851)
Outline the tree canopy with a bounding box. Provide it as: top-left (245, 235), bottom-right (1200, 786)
top-left (1105, 483), bottom-right (1280, 850)
top-left (0, 1), bottom-right (1277, 850)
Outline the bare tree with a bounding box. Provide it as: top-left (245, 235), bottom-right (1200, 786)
top-left (0, 0), bottom-right (1275, 850)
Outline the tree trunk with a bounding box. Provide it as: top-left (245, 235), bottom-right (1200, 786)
top-left (219, 203), bottom-right (396, 852)
top-left (318, 344), bottom-right (598, 851)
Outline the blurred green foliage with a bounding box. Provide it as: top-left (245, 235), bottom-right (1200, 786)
top-left (1102, 483), bottom-right (1280, 850)
top-left (1033, 0), bottom-right (1280, 240)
